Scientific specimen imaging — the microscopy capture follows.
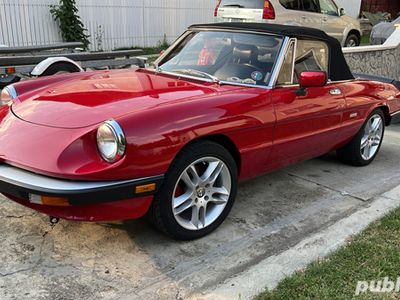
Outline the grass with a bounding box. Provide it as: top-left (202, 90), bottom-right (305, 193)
top-left (114, 35), bottom-right (170, 56)
top-left (256, 207), bottom-right (400, 300)
top-left (360, 34), bottom-right (370, 46)
top-left (114, 43), bottom-right (168, 65)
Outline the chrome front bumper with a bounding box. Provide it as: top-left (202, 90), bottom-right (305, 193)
top-left (0, 164), bottom-right (163, 205)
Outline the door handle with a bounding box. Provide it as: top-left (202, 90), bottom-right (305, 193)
top-left (329, 88), bottom-right (342, 95)
top-left (301, 16), bottom-right (307, 20)
top-left (323, 16), bottom-right (328, 21)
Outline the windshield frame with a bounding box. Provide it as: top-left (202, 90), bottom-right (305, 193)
top-left (153, 29), bottom-right (288, 89)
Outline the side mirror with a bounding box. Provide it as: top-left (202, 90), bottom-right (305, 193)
top-left (339, 7), bottom-right (345, 16)
top-left (299, 71), bottom-right (327, 88)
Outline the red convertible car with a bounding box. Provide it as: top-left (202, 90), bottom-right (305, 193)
top-left (1, 23), bottom-right (399, 240)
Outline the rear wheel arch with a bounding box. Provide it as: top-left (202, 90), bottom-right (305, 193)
top-left (40, 62), bottom-right (81, 76)
top-left (345, 30), bottom-right (361, 46)
top-left (377, 105), bottom-right (391, 125)
top-left (348, 29), bottom-right (361, 40)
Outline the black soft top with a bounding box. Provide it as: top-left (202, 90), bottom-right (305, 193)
top-left (189, 23), bottom-right (354, 81)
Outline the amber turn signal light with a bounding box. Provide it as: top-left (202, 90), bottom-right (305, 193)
top-left (135, 183), bottom-right (156, 194)
top-left (29, 194), bottom-right (70, 206)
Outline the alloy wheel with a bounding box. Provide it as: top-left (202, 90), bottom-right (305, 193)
top-left (172, 157), bottom-right (231, 231)
top-left (360, 114), bottom-right (384, 160)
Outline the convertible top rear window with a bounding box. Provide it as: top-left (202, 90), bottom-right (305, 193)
top-left (158, 31), bottom-right (283, 86)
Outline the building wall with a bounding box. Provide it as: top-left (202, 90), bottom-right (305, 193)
top-left (361, 0), bottom-right (400, 18)
top-left (0, 0), bottom-right (215, 51)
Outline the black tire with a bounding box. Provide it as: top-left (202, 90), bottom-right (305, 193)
top-left (344, 33), bottom-right (360, 47)
top-left (40, 62), bottom-right (81, 77)
top-left (148, 140), bottom-right (238, 240)
top-left (337, 109), bottom-right (385, 166)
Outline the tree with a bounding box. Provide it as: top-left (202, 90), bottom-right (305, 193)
top-left (50, 0), bottom-right (90, 49)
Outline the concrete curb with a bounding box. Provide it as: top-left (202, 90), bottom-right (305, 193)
top-left (193, 185), bottom-right (400, 300)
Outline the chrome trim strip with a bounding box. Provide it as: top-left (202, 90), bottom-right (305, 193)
top-left (333, 79), bottom-right (357, 83)
top-left (391, 110), bottom-right (400, 116)
top-left (5, 85), bottom-right (17, 99)
top-left (98, 119), bottom-right (126, 163)
top-left (289, 39), bottom-right (297, 85)
top-left (0, 164), bottom-right (161, 193)
top-left (274, 38), bottom-right (297, 86)
top-left (268, 36), bottom-right (290, 88)
top-left (148, 69), bottom-right (217, 84)
top-left (219, 80), bottom-right (272, 89)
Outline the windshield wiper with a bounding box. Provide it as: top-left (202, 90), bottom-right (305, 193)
top-left (171, 69), bottom-right (220, 83)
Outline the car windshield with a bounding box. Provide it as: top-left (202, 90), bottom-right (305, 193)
top-left (157, 31), bottom-right (283, 86)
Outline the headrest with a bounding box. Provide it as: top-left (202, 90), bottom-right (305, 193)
top-left (232, 44), bottom-right (258, 64)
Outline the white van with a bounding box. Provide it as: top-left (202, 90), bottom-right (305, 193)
top-left (214, 0), bottom-right (362, 47)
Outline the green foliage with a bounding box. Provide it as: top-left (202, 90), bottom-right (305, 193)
top-left (157, 34), bottom-right (169, 49)
top-left (50, 0), bottom-right (90, 49)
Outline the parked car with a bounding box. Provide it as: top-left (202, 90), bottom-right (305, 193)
top-left (214, 0), bottom-right (362, 47)
top-left (0, 23), bottom-right (399, 240)
top-left (370, 16), bottom-right (400, 45)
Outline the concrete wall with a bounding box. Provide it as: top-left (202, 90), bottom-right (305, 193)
top-left (343, 27), bottom-right (400, 80)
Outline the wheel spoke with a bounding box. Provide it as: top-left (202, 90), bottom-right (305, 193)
top-left (371, 118), bottom-right (382, 133)
top-left (181, 167), bottom-right (199, 188)
top-left (364, 120), bottom-right (372, 134)
top-left (188, 166), bottom-right (201, 185)
top-left (199, 206), bottom-right (206, 228)
top-left (191, 205), bottom-right (200, 228)
top-left (211, 186), bottom-right (230, 196)
top-left (360, 136), bottom-right (369, 150)
top-left (174, 199), bottom-right (194, 215)
top-left (372, 136), bottom-right (381, 146)
top-left (209, 197), bottom-right (228, 205)
top-left (203, 161), bottom-right (224, 185)
top-left (364, 143), bottom-right (371, 159)
top-left (173, 190), bottom-right (193, 209)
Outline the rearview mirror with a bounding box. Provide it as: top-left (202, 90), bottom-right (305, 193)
top-left (339, 7), bottom-right (345, 16)
top-left (299, 71), bottom-right (327, 88)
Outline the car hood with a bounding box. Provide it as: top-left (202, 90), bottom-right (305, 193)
top-left (12, 69), bottom-right (233, 129)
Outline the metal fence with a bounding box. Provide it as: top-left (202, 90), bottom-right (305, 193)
top-left (0, 0), bottom-right (215, 51)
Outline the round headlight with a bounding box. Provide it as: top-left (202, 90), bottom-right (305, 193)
top-left (96, 120), bottom-right (126, 163)
top-left (0, 85), bottom-right (17, 106)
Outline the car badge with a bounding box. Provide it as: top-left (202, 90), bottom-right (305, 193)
top-left (251, 71), bottom-right (263, 82)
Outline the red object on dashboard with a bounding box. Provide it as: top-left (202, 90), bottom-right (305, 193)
top-left (198, 47), bottom-right (217, 65)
